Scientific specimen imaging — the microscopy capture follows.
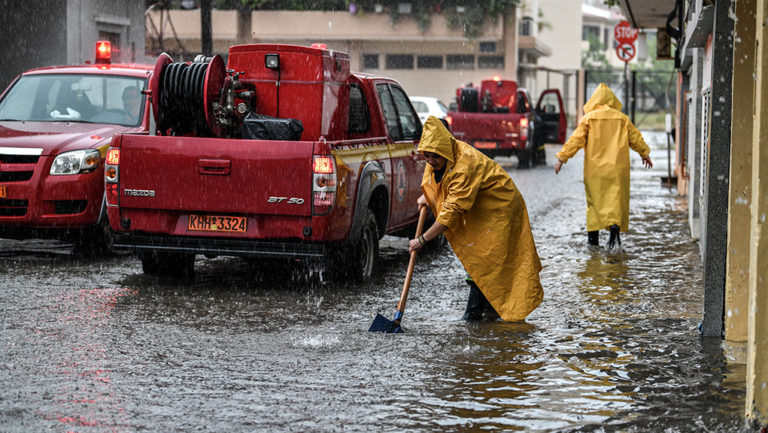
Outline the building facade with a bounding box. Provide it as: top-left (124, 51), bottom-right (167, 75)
top-left (0, 0), bottom-right (147, 90)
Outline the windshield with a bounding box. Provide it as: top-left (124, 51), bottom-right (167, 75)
top-left (0, 73), bottom-right (147, 126)
top-left (436, 99), bottom-right (448, 114)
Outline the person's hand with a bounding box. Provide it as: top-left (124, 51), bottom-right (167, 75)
top-left (642, 156), bottom-right (653, 169)
top-left (408, 237), bottom-right (423, 253)
top-left (554, 159), bottom-right (564, 174)
top-left (416, 194), bottom-right (428, 209)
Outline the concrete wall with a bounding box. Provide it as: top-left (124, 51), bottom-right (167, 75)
top-left (724, 0), bottom-right (756, 342)
top-left (747, 0), bottom-right (768, 424)
top-left (0, 0), bottom-right (67, 90)
top-left (536, 0), bottom-right (582, 117)
top-left (0, 0), bottom-right (146, 91)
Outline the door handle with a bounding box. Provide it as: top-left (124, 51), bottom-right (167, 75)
top-left (198, 159), bottom-right (231, 175)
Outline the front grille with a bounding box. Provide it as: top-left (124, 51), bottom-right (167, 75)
top-left (0, 155), bottom-right (39, 164)
top-left (0, 171), bottom-right (34, 182)
top-left (0, 199), bottom-right (28, 216)
top-left (54, 200), bottom-right (87, 214)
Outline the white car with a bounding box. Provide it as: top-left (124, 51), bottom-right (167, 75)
top-left (409, 96), bottom-right (448, 124)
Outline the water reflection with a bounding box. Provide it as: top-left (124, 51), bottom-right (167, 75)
top-left (0, 146), bottom-right (751, 432)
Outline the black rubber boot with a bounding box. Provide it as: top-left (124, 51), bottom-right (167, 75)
top-left (607, 224), bottom-right (621, 250)
top-left (462, 280), bottom-right (499, 321)
top-left (588, 231), bottom-right (599, 246)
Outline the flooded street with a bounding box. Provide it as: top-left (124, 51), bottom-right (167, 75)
top-left (0, 144), bottom-right (749, 432)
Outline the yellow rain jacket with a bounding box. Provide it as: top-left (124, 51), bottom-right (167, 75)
top-left (556, 83), bottom-right (650, 232)
top-left (418, 116), bottom-right (543, 321)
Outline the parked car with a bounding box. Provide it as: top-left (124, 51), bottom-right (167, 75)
top-left (409, 96), bottom-right (448, 124)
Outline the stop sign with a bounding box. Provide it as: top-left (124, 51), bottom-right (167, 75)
top-left (614, 20), bottom-right (638, 44)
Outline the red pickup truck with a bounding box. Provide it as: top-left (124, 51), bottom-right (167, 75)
top-left (0, 42), bottom-right (151, 253)
top-left (106, 44), bottom-right (426, 280)
top-left (445, 78), bottom-right (567, 167)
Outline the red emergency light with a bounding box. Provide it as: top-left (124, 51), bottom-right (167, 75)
top-left (95, 41), bottom-right (112, 64)
top-left (311, 43), bottom-right (327, 50)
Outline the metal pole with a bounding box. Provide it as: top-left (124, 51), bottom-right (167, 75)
top-left (624, 62), bottom-right (629, 115)
top-left (667, 131), bottom-right (672, 188)
top-left (631, 70), bottom-right (637, 124)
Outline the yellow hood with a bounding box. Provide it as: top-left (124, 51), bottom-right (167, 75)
top-left (418, 116), bottom-right (455, 166)
top-left (583, 83), bottom-right (622, 114)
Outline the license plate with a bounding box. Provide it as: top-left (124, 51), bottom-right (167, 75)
top-left (188, 215), bottom-right (247, 233)
top-left (474, 141), bottom-right (497, 149)
top-left (0, 186), bottom-right (5, 198)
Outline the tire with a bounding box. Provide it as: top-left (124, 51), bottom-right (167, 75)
top-left (73, 216), bottom-right (110, 257)
top-left (140, 251), bottom-right (195, 278)
top-left (347, 209), bottom-right (379, 282)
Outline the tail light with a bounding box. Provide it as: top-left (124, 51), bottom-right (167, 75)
top-left (312, 155), bottom-right (336, 215)
top-left (105, 147), bottom-right (120, 206)
top-left (520, 117), bottom-right (529, 141)
top-left (445, 115), bottom-right (453, 128)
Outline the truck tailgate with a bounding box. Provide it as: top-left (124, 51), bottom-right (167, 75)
top-left (451, 113), bottom-right (519, 142)
top-left (118, 135), bottom-right (314, 216)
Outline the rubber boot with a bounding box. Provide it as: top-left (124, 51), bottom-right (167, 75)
top-left (607, 224), bottom-right (621, 250)
top-left (588, 231), bottom-right (599, 246)
top-left (462, 280), bottom-right (499, 321)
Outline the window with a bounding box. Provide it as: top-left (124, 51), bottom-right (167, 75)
top-left (385, 54), bottom-right (414, 69)
top-left (0, 73), bottom-right (146, 126)
top-left (363, 54), bottom-right (379, 70)
top-left (520, 17), bottom-right (534, 36)
top-left (478, 56), bottom-right (504, 69)
top-left (411, 101), bottom-right (427, 113)
top-left (417, 55), bottom-right (443, 69)
top-left (376, 84), bottom-right (401, 140)
top-left (348, 83), bottom-right (370, 134)
top-left (390, 86), bottom-right (419, 140)
top-left (446, 54), bottom-right (474, 70)
top-left (582, 25), bottom-right (600, 41)
top-left (479, 41), bottom-right (496, 53)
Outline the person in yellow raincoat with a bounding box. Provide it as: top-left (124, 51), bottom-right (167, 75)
top-left (408, 116), bottom-right (543, 322)
top-left (554, 83), bottom-right (653, 249)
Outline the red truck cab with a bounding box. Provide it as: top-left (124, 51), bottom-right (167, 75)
top-left (0, 42), bottom-right (152, 252)
top-left (106, 44), bottom-right (425, 280)
top-left (445, 77), bottom-right (566, 167)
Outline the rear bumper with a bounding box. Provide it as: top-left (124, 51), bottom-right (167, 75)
top-left (110, 231), bottom-right (328, 259)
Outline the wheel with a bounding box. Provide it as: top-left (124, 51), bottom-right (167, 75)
top-left (73, 209), bottom-right (111, 257)
top-left (346, 209), bottom-right (379, 282)
top-left (140, 251), bottom-right (195, 278)
top-left (517, 149), bottom-right (533, 169)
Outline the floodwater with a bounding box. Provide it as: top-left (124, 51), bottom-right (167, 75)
top-left (0, 144), bottom-right (753, 432)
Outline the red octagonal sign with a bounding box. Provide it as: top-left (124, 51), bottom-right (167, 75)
top-left (614, 20), bottom-right (638, 44)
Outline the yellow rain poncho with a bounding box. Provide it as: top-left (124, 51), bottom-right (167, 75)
top-left (556, 83), bottom-right (650, 232)
top-left (418, 117), bottom-right (543, 321)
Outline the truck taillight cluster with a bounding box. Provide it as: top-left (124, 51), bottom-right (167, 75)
top-left (312, 155), bottom-right (336, 215)
top-left (519, 117), bottom-right (529, 141)
top-left (105, 148), bottom-right (120, 206)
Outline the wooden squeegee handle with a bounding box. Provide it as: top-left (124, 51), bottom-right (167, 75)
top-left (396, 206), bottom-right (429, 314)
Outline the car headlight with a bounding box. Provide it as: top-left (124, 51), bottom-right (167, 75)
top-left (50, 149), bottom-right (101, 175)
